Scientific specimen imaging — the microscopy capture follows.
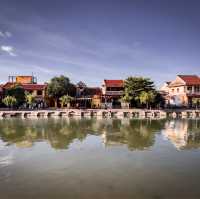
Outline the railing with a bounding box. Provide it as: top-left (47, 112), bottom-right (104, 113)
top-left (105, 91), bottom-right (123, 95)
top-left (186, 91), bottom-right (200, 95)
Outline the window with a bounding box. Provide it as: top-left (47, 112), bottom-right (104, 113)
top-left (106, 87), bottom-right (111, 91)
top-left (194, 86), bottom-right (200, 93)
top-left (187, 86), bottom-right (192, 92)
top-left (37, 90), bottom-right (42, 95)
top-left (106, 87), bottom-right (123, 91)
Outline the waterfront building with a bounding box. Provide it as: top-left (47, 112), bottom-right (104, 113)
top-left (0, 84), bottom-right (3, 102)
top-left (76, 82), bottom-right (102, 108)
top-left (159, 81), bottom-right (172, 106)
top-left (2, 75), bottom-right (47, 105)
top-left (101, 79), bottom-right (124, 108)
top-left (160, 81), bottom-right (171, 93)
top-left (160, 75), bottom-right (200, 107)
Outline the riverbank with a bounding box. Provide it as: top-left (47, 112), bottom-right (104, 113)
top-left (0, 108), bottom-right (200, 119)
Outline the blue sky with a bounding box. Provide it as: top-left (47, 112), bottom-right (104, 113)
top-left (0, 0), bottom-right (200, 87)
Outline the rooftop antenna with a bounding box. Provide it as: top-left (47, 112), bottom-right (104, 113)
top-left (31, 72), bottom-right (37, 84)
top-left (8, 75), bottom-right (15, 83)
top-left (31, 72), bottom-right (34, 83)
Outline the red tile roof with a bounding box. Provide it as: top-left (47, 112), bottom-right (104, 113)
top-left (104, 80), bottom-right (124, 87)
top-left (2, 82), bottom-right (15, 89)
top-left (178, 75), bottom-right (200, 85)
top-left (21, 84), bottom-right (47, 90)
top-left (0, 84), bottom-right (3, 93)
top-left (2, 82), bottom-right (47, 90)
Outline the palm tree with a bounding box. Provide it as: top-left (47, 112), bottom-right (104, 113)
top-left (25, 92), bottom-right (36, 109)
top-left (120, 94), bottom-right (132, 109)
top-left (2, 96), bottom-right (17, 108)
top-left (192, 98), bottom-right (200, 109)
top-left (59, 95), bottom-right (74, 108)
top-left (138, 91), bottom-right (155, 109)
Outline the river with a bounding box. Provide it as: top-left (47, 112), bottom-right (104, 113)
top-left (0, 118), bottom-right (200, 199)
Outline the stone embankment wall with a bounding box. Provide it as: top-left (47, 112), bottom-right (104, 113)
top-left (0, 109), bottom-right (200, 119)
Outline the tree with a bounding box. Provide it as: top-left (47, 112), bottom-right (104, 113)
top-left (138, 91), bottom-right (156, 109)
top-left (76, 81), bottom-right (86, 88)
top-left (25, 92), bottom-right (36, 109)
top-left (2, 96), bottom-right (17, 108)
top-left (153, 92), bottom-right (165, 109)
top-left (76, 81), bottom-right (87, 97)
top-left (120, 93), bottom-right (133, 109)
top-left (124, 77), bottom-right (154, 94)
top-left (59, 95), bottom-right (74, 108)
top-left (5, 84), bottom-right (25, 106)
top-left (192, 98), bottom-right (200, 109)
top-left (123, 76), bottom-right (156, 107)
top-left (47, 76), bottom-right (76, 107)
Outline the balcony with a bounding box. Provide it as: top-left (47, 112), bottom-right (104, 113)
top-left (105, 91), bottom-right (123, 96)
top-left (186, 90), bottom-right (200, 94)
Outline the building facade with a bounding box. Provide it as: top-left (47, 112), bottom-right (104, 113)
top-left (75, 82), bottom-right (102, 108)
top-left (0, 84), bottom-right (3, 102)
top-left (102, 80), bottom-right (124, 108)
top-left (2, 76), bottom-right (47, 106)
top-left (160, 75), bottom-right (200, 107)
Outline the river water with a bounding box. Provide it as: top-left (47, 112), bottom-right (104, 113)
top-left (0, 118), bottom-right (200, 199)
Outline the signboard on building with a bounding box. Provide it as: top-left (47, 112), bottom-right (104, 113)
top-left (16, 76), bottom-right (33, 84)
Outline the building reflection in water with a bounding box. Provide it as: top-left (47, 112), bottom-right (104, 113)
top-left (162, 119), bottom-right (200, 150)
top-left (0, 118), bottom-right (199, 151)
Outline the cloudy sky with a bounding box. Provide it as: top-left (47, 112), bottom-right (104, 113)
top-left (0, 0), bottom-right (200, 87)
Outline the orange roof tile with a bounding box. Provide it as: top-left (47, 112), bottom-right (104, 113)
top-left (2, 82), bottom-right (47, 90)
top-left (104, 80), bottom-right (124, 87)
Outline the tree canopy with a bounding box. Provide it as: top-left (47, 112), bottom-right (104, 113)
top-left (138, 91), bottom-right (156, 109)
top-left (2, 96), bottom-right (17, 108)
top-left (59, 95), bottom-right (74, 108)
top-left (124, 77), bottom-right (155, 95)
top-left (192, 98), bottom-right (200, 109)
top-left (25, 92), bottom-right (36, 108)
top-left (5, 84), bottom-right (25, 106)
top-left (47, 75), bottom-right (76, 107)
top-left (123, 76), bottom-right (162, 108)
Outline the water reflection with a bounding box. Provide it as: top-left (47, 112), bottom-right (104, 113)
top-left (1, 118), bottom-right (200, 199)
top-left (101, 119), bottom-right (165, 150)
top-left (0, 118), bottom-right (199, 151)
top-left (162, 119), bottom-right (200, 150)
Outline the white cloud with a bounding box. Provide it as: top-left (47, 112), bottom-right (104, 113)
top-left (5, 31), bottom-right (12, 37)
top-left (0, 31), bottom-right (12, 38)
top-left (0, 45), bottom-right (16, 56)
top-left (0, 31), bottom-right (4, 37)
top-left (34, 66), bottom-right (55, 74)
